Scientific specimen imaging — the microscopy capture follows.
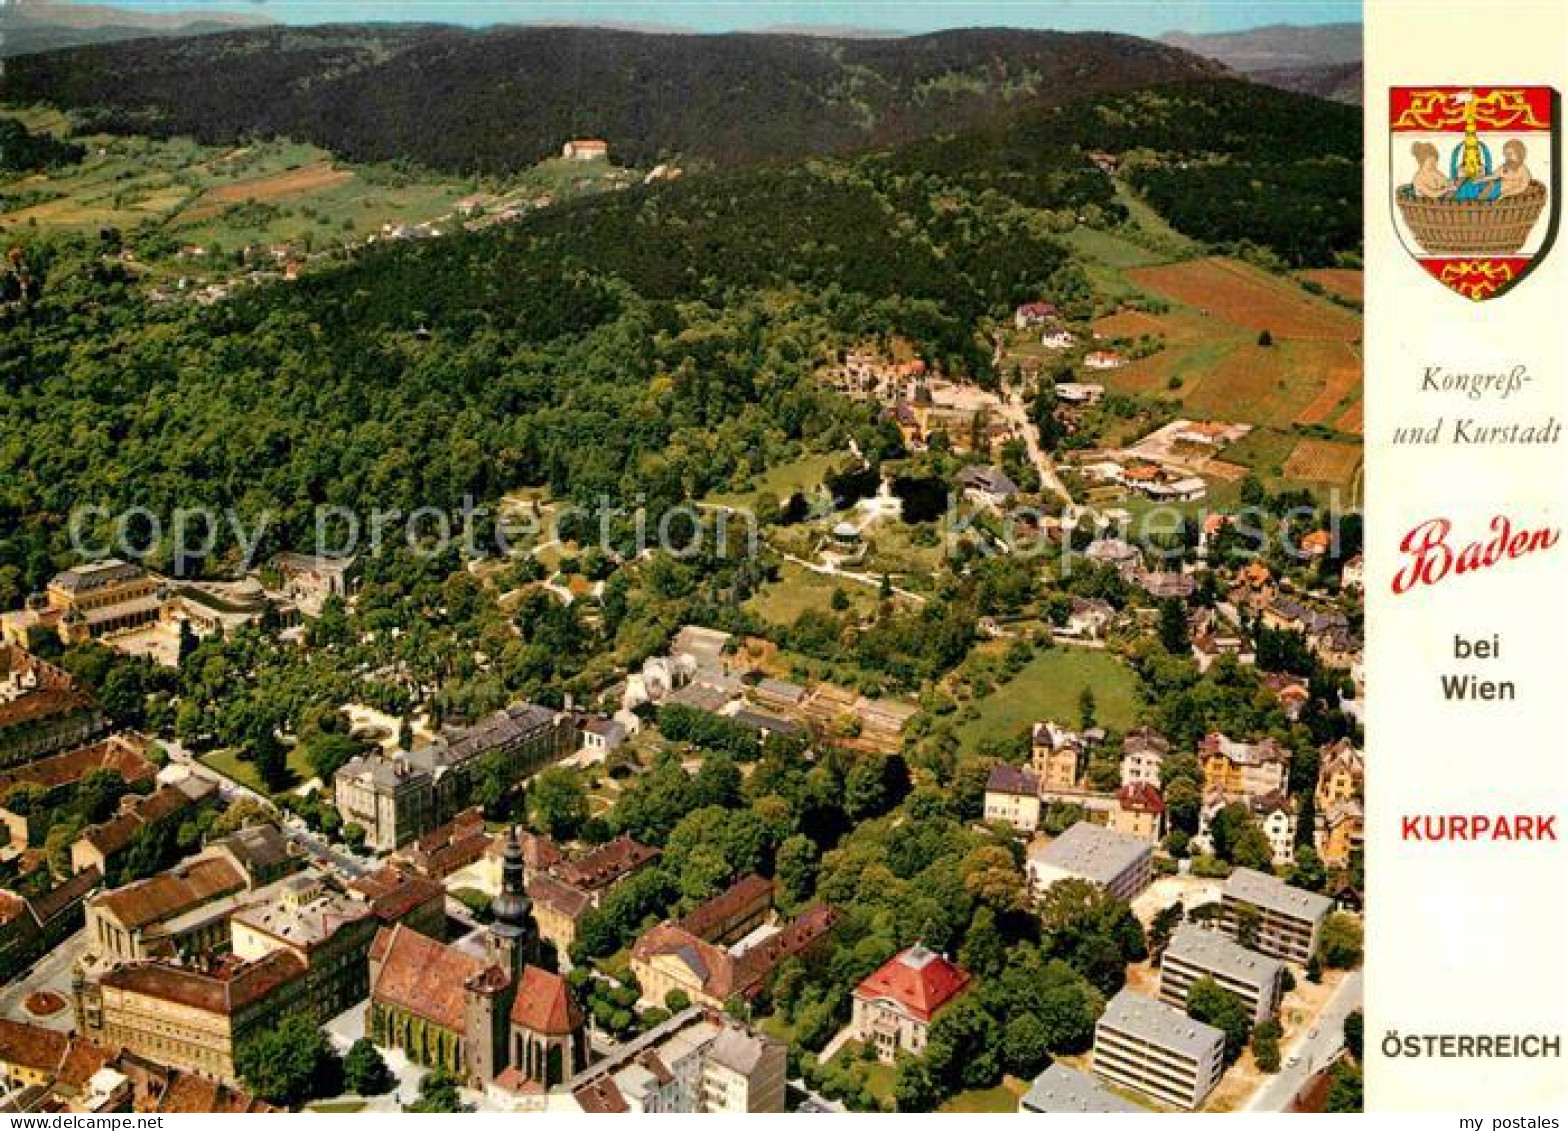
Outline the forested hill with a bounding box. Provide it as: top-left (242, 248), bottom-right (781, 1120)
top-left (0, 24), bottom-right (1226, 172)
top-left (0, 78), bottom-right (1357, 590)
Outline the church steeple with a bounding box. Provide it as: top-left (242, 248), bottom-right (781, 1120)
top-left (487, 826), bottom-right (539, 977)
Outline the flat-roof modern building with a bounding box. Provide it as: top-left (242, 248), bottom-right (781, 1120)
top-left (1221, 868), bottom-right (1333, 965)
top-left (1027, 821), bottom-right (1154, 902)
top-left (1020, 1063), bottom-right (1145, 1113)
top-left (1158, 923), bottom-right (1285, 1026)
top-left (1093, 989), bottom-right (1225, 1111)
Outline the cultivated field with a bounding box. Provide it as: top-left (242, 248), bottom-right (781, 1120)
top-left (180, 160), bottom-right (355, 221)
top-left (1282, 437), bottom-right (1363, 485)
top-left (1080, 256), bottom-right (1364, 492)
top-left (1125, 257), bottom-right (1361, 342)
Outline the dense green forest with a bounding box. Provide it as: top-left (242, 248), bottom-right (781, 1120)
top-left (0, 115), bottom-right (85, 175)
top-left (0, 79), bottom-right (1360, 597)
top-left (0, 25), bottom-right (1223, 172)
top-left (874, 80), bottom-right (1360, 265)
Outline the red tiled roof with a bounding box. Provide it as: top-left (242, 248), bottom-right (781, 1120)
top-left (510, 966), bottom-right (583, 1035)
top-left (99, 950), bottom-right (307, 1015)
top-left (556, 835), bottom-right (659, 892)
top-left (0, 735), bottom-right (154, 797)
top-left (349, 865), bottom-right (444, 924)
top-left (94, 856), bottom-right (246, 931)
top-left (492, 1066), bottom-right (544, 1096)
top-left (0, 1018), bottom-right (69, 1074)
top-left (152, 1072), bottom-right (280, 1114)
top-left (574, 1078), bottom-right (628, 1113)
top-left (0, 687), bottom-right (95, 732)
top-left (26, 866), bottom-right (101, 925)
top-left (854, 946), bottom-right (970, 1024)
top-left (527, 873), bottom-right (592, 920)
top-left (78, 781), bottom-right (206, 858)
top-left (676, 874), bottom-right (772, 942)
top-left (54, 1037), bottom-right (115, 1091)
top-left (0, 890), bottom-right (27, 928)
top-left (369, 924), bottom-right (492, 1032)
top-left (1118, 782), bottom-right (1166, 815)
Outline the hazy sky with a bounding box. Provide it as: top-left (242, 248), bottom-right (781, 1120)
top-left (50, 0), bottom-right (1363, 37)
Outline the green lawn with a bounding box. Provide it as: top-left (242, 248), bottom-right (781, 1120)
top-left (827, 1043), bottom-right (897, 1107)
top-left (704, 451), bottom-right (842, 508)
top-left (199, 744), bottom-right (316, 795)
top-left (1061, 225), bottom-right (1163, 270)
top-left (941, 1079), bottom-right (1027, 1112)
top-left (957, 646), bottom-right (1140, 752)
top-left (745, 561), bottom-right (877, 625)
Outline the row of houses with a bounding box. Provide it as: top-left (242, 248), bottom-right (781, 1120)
top-left (0, 1019), bottom-right (277, 1114)
top-left (984, 721), bottom-right (1364, 869)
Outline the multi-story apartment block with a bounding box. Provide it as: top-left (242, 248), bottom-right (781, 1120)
top-left (1093, 989), bottom-right (1225, 1111)
top-left (1027, 821), bottom-right (1154, 902)
top-left (1158, 924), bottom-right (1285, 1026)
top-left (1019, 1063), bottom-right (1143, 1113)
top-left (1221, 868), bottom-right (1333, 965)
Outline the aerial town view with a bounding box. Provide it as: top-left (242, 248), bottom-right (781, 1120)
top-left (0, 0), bottom-right (1364, 1116)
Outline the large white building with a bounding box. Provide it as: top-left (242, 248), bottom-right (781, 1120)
top-left (1221, 868), bottom-right (1334, 965)
top-left (1027, 821), bottom-right (1154, 902)
top-left (1019, 1063), bottom-right (1143, 1113)
top-left (1158, 923), bottom-right (1285, 1027)
top-left (1093, 989), bottom-right (1225, 1111)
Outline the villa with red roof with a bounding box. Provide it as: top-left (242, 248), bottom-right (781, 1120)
top-left (850, 945), bottom-right (971, 1063)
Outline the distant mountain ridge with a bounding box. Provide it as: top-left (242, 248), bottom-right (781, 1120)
top-left (0, 23), bottom-right (1228, 173)
top-left (0, 1), bottom-right (270, 58)
top-left (1160, 23), bottom-right (1362, 105)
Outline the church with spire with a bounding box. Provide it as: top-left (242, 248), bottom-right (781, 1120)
top-left (367, 827), bottom-right (588, 1091)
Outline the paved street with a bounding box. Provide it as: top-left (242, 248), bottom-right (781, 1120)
top-left (1245, 970), bottom-right (1363, 1112)
top-left (0, 928), bottom-right (88, 1032)
top-left (165, 739), bottom-right (371, 877)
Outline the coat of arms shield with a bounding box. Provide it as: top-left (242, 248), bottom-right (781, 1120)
top-left (1391, 86), bottom-right (1559, 300)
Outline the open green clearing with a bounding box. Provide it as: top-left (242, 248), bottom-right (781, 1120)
top-left (957, 645), bottom-right (1140, 751)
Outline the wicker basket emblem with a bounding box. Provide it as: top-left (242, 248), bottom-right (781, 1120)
top-left (1391, 86), bottom-right (1559, 300)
